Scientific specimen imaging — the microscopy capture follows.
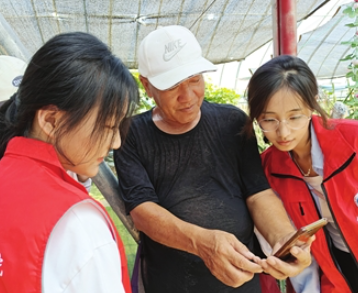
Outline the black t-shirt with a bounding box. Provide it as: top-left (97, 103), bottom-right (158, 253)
top-left (114, 101), bottom-right (270, 293)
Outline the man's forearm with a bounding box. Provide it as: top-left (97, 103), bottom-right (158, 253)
top-left (130, 201), bottom-right (207, 256)
top-left (130, 201), bottom-right (265, 287)
top-left (247, 189), bottom-right (295, 247)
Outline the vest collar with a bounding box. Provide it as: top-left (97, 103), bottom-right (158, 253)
top-left (5, 136), bottom-right (64, 170)
top-left (311, 116), bottom-right (355, 178)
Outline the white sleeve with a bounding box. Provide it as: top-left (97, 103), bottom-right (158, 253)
top-left (255, 227), bottom-right (320, 293)
top-left (42, 200), bottom-right (125, 293)
top-left (289, 257), bottom-right (320, 293)
top-left (66, 170), bottom-right (92, 192)
top-left (253, 189), bottom-right (321, 293)
top-left (254, 227), bottom-right (273, 256)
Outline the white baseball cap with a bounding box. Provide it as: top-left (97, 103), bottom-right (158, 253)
top-left (0, 55), bottom-right (27, 101)
top-left (138, 25), bottom-right (217, 90)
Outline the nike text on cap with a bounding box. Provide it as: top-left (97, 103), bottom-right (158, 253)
top-left (0, 55), bottom-right (27, 102)
top-left (138, 25), bottom-right (217, 91)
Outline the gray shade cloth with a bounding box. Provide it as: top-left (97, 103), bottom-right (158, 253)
top-left (298, 7), bottom-right (352, 79)
top-left (1, 0), bottom-right (342, 79)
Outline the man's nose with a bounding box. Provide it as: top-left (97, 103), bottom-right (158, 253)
top-left (177, 81), bottom-right (194, 102)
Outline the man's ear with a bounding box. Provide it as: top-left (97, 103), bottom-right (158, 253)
top-left (139, 75), bottom-right (153, 97)
top-left (35, 105), bottom-right (64, 138)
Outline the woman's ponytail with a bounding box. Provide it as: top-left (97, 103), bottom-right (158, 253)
top-left (0, 94), bottom-right (20, 158)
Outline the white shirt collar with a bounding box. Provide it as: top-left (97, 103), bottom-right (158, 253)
top-left (310, 123), bottom-right (324, 176)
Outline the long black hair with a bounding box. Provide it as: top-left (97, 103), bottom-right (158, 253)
top-left (245, 55), bottom-right (328, 136)
top-left (0, 32), bottom-right (139, 158)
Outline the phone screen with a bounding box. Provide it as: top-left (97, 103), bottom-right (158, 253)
top-left (273, 218), bottom-right (328, 260)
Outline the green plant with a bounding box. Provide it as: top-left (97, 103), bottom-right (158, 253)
top-left (204, 82), bottom-right (241, 105)
top-left (131, 71), bottom-right (155, 113)
top-left (319, 84), bottom-right (338, 114)
top-left (254, 123), bottom-right (270, 153)
top-left (339, 1), bottom-right (358, 119)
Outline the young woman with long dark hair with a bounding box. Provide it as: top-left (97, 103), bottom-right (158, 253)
top-left (0, 32), bottom-right (139, 293)
top-left (246, 55), bottom-right (358, 293)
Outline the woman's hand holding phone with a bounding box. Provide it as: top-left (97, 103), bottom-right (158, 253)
top-left (273, 218), bottom-right (328, 260)
top-left (254, 218), bottom-right (327, 280)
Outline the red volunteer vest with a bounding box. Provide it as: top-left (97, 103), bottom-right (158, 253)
top-left (261, 116), bottom-right (358, 293)
top-left (0, 137), bottom-right (131, 293)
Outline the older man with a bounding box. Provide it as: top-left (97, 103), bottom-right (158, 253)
top-left (114, 25), bottom-right (312, 293)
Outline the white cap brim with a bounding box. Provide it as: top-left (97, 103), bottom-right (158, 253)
top-left (148, 57), bottom-right (217, 90)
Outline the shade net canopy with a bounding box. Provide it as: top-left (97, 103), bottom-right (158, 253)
top-left (298, 4), bottom-right (352, 79)
top-left (0, 0), bottom-right (354, 81)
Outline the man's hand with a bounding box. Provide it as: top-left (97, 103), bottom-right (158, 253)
top-left (255, 233), bottom-right (314, 279)
top-left (194, 229), bottom-right (263, 287)
top-left (131, 203), bottom-right (263, 288)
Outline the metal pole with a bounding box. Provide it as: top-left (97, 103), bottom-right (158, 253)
top-left (272, 0), bottom-right (280, 57)
top-left (0, 13), bottom-right (31, 61)
top-left (273, 0), bottom-right (297, 56)
top-left (92, 162), bottom-right (140, 243)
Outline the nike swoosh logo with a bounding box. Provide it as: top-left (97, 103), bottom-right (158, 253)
top-left (163, 42), bottom-right (186, 61)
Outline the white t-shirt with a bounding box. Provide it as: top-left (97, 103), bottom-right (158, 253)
top-left (308, 125), bottom-right (348, 252)
top-left (42, 200), bottom-right (125, 293)
top-left (66, 170), bottom-right (92, 192)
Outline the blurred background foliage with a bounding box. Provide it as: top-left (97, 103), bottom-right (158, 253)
top-left (336, 1), bottom-right (358, 119)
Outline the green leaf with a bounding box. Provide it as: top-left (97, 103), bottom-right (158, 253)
top-left (343, 5), bottom-right (356, 18)
top-left (352, 75), bottom-right (358, 82)
top-left (343, 6), bottom-right (353, 13)
top-left (345, 23), bottom-right (358, 27)
top-left (345, 99), bottom-right (358, 106)
top-left (346, 71), bottom-right (355, 78)
top-left (343, 6), bottom-right (354, 15)
top-left (341, 54), bottom-right (356, 61)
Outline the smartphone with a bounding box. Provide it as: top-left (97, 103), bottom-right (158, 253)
top-left (273, 218), bottom-right (328, 260)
